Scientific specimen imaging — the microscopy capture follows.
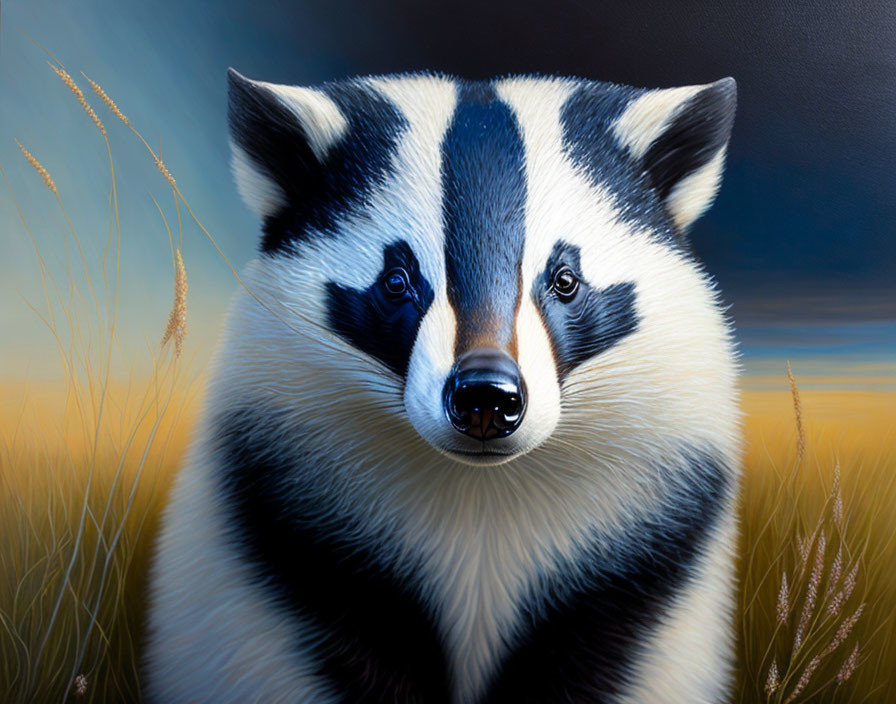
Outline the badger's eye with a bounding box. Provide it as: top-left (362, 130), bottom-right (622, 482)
top-left (383, 267), bottom-right (410, 299)
top-left (551, 266), bottom-right (579, 300)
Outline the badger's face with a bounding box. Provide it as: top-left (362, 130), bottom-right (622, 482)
top-left (224, 72), bottom-right (738, 468)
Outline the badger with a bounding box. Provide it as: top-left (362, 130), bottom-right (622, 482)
top-left (146, 69), bottom-right (741, 704)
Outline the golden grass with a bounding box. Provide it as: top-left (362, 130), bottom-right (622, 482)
top-left (3, 40), bottom-right (894, 702)
top-left (1, 43), bottom-right (205, 701)
top-left (738, 384), bottom-right (896, 702)
top-left (0, 381), bottom-right (197, 702)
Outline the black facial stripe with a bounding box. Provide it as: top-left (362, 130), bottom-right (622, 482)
top-left (214, 408), bottom-right (452, 704)
top-left (482, 449), bottom-right (732, 703)
top-left (534, 242), bottom-right (639, 378)
top-left (442, 82), bottom-right (527, 354)
top-left (228, 73), bottom-right (408, 253)
top-left (326, 240), bottom-right (433, 377)
top-left (561, 83), bottom-right (675, 240)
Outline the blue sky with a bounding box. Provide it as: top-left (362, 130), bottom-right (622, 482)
top-left (2, 0), bottom-right (894, 379)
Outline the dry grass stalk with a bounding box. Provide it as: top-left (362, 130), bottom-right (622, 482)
top-left (785, 655), bottom-right (822, 703)
top-left (160, 249), bottom-right (188, 357)
top-left (837, 643), bottom-right (860, 685)
top-left (16, 140), bottom-right (57, 194)
top-left (764, 657), bottom-right (780, 696)
top-left (787, 361), bottom-right (805, 465)
top-left (49, 63), bottom-right (105, 135)
top-left (82, 73), bottom-right (129, 125)
top-left (776, 571), bottom-right (789, 625)
top-left (73, 674), bottom-right (87, 699)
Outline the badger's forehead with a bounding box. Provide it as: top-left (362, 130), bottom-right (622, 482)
top-left (248, 75), bottom-right (676, 377)
top-left (266, 76), bottom-right (669, 304)
top-left (258, 73), bottom-right (668, 260)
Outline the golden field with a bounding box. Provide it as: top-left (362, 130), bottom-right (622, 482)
top-left (737, 386), bottom-right (896, 702)
top-left (2, 380), bottom-right (894, 702)
top-left (0, 379), bottom-right (198, 703)
top-left (2, 45), bottom-right (894, 703)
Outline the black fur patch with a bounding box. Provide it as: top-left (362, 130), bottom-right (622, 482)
top-left (533, 241), bottom-right (639, 378)
top-left (561, 79), bottom-right (735, 236)
top-left (214, 408), bottom-right (452, 704)
top-left (228, 70), bottom-right (408, 253)
top-left (442, 82), bottom-right (527, 354)
top-left (326, 240), bottom-right (434, 377)
top-left (215, 404), bottom-right (731, 703)
top-left (641, 79), bottom-right (737, 202)
top-left (561, 82), bottom-right (673, 238)
top-left (481, 449), bottom-right (731, 703)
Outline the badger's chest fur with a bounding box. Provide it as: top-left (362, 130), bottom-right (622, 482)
top-left (146, 71), bottom-right (741, 704)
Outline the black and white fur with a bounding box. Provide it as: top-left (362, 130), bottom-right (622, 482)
top-left (146, 71), bottom-right (741, 704)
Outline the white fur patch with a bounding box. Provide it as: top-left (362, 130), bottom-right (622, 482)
top-left (666, 146), bottom-right (728, 230)
top-left (403, 291), bottom-right (458, 448)
top-left (230, 142), bottom-right (287, 219)
top-left (617, 509), bottom-right (738, 704)
top-left (612, 84), bottom-right (706, 159)
top-left (262, 81), bottom-right (349, 160)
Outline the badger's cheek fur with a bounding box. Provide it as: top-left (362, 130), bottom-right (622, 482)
top-left (403, 294), bottom-right (459, 453)
top-left (512, 297), bottom-right (562, 449)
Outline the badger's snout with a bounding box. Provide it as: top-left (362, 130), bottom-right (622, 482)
top-left (443, 348), bottom-right (526, 440)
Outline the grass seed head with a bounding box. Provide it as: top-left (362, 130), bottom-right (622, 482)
top-left (16, 140), bottom-right (57, 194)
top-left (824, 603), bottom-right (866, 657)
top-left (785, 655), bottom-right (822, 703)
top-left (837, 643), bottom-right (860, 685)
top-left (827, 559), bottom-right (859, 619)
top-left (797, 531), bottom-right (811, 568)
top-left (73, 674), bottom-right (87, 699)
top-left (50, 63), bottom-right (105, 135)
top-left (794, 531), bottom-right (826, 653)
top-left (764, 658), bottom-right (780, 696)
top-left (776, 571), bottom-right (789, 625)
top-left (826, 545), bottom-right (843, 601)
top-left (83, 72), bottom-right (129, 126)
top-left (787, 361), bottom-right (806, 464)
top-left (832, 462), bottom-right (844, 529)
top-left (161, 249), bottom-right (187, 357)
top-left (155, 155), bottom-right (176, 188)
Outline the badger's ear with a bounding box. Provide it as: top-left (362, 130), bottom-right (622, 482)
top-left (613, 78), bottom-right (736, 231)
top-left (227, 68), bottom-right (348, 219)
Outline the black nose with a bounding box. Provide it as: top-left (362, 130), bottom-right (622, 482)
top-left (443, 348), bottom-right (526, 440)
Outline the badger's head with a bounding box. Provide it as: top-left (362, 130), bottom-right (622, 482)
top-left (221, 71), bottom-right (739, 472)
